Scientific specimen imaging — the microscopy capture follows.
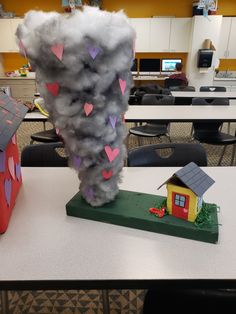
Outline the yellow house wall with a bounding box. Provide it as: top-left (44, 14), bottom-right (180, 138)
top-left (1, 0), bottom-right (236, 72)
top-left (167, 183), bottom-right (198, 222)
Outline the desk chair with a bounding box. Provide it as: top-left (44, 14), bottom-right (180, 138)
top-left (21, 142), bottom-right (68, 167)
top-left (164, 78), bottom-right (183, 89)
top-left (143, 287), bottom-right (236, 314)
top-left (30, 128), bottom-right (61, 144)
top-left (192, 97), bottom-right (236, 165)
top-left (127, 95), bottom-right (175, 147)
top-left (200, 86), bottom-right (226, 92)
top-left (199, 86), bottom-right (229, 132)
top-left (127, 143), bottom-right (207, 167)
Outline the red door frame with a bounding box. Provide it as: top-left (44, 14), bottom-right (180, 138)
top-left (172, 192), bottom-right (190, 220)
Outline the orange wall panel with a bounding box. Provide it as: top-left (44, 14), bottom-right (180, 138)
top-left (219, 59), bottom-right (236, 71)
top-left (1, 0), bottom-right (236, 17)
top-left (2, 54), bottom-right (27, 73)
top-left (1, 0), bottom-right (236, 73)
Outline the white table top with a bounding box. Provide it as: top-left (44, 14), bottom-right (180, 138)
top-left (0, 167), bottom-right (236, 289)
top-left (133, 76), bottom-right (168, 81)
top-left (125, 105), bottom-right (236, 122)
top-left (171, 91), bottom-right (236, 99)
top-left (24, 111), bottom-right (48, 121)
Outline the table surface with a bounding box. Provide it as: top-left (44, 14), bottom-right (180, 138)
top-left (24, 111), bottom-right (48, 121)
top-left (125, 105), bottom-right (236, 122)
top-left (133, 76), bottom-right (168, 81)
top-left (171, 91), bottom-right (236, 99)
top-left (0, 167), bottom-right (236, 289)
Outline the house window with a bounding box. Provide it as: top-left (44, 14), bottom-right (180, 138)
top-left (174, 194), bottom-right (186, 207)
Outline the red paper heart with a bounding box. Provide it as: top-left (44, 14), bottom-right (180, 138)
top-left (45, 82), bottom-right (59, 97)
top-left (104, 145), bottom-right (120, 163)
top-left (102, 169), bottom-right (113, 180)
top-left (84, 103), bottom-right (93, 116)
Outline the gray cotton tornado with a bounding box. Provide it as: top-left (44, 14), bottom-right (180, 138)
top-left (16, 6), bottom-right (135, 206)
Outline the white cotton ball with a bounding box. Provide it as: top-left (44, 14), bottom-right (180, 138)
top-left (17, 6), bottom-right (135, 206)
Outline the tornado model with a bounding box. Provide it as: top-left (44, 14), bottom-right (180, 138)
top-left (17, 6), bottom-right (134, 206)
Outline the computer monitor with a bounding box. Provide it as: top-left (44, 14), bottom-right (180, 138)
top-left (131, 58), bottom-right (138, 75)
top-left (161, 59), bottom-right (182, 72)
top-left (139, 58), bottom-right (160, 75)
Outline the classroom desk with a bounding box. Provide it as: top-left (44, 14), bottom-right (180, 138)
top-left (133, 76), bottom-right (169, 81)
top-left (24, 111), bottom-right (48, 122)
top-left (23, 111), bottom-right (49, 130)
top-left (171, 91), bottom-right (236, 99)
top-left (132, 76), bottom-right (168, 87)
top-left (125, 105), bottom-right (236, 123)
top-left (0, 166), bottom-right (236, 293)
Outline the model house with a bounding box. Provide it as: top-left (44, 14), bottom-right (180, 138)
top-left (159, 162), bottom-right (215, 222)
top-left (0, 92), bottom-right (27, 233)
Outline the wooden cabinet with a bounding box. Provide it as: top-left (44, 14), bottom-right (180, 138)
top-left (218, 17), bottom-right (236, 59)
top-left (130, 18), bottom-right (191, 53)
top-left (0, 18), bottom-right (23, 52)
top-left (0, 78), bottom-right (36, 102)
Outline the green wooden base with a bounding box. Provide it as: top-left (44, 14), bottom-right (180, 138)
top-left (66, 190), bottom-right (219, 244)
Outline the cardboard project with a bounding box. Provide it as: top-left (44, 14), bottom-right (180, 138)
top-left (0, 92), bottom-right (27, 233)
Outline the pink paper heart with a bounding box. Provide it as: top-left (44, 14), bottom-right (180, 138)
top-left (12, 134), bottom-right (16, 145)
top-left (119, 78), bottom-right (126, 96)
top-left (104, 145), bottom-right (120, 163)
top-left (121, 113), bottom-right (125, 123)
top-left (102, 169), bottom-right (113, 180)
top-left (19, 40), bottom-right (27, 58)
top-left (51, 44), bottom-right (64, 61)
top-left (45, 82), bottom-right (59, 97)
top-left (133, 38), bottom-right (136, 58)
top-left (84, 103), bottom-right (93, 116)
top-left (8, 157), bottom-right (15, 180)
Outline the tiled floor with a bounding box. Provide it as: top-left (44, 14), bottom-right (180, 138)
top-left (2, 290), bottom-right (146, 313)
top-left (1, 119), bottom-right (235, 313)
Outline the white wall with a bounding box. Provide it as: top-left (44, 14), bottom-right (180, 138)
top-left (186, 15), bottom-right (222, 90)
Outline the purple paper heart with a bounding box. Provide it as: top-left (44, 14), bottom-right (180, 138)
top-left (15, 163), bottom-right (21, 181)
top-left (109, 115), bottom-right (117, 129)
top-left (87, 46), bottom-right (101, 60)
top-left (85, 186), bottom-right (94, 201)
top-left (73, 156), bottom-right (82, 169)
top-left (0, 151), bottom-right (6, 172)
top-left (4, 179), bottom-right (12, 207)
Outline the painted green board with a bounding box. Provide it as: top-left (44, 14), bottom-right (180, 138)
top-left (66, 190), bottom-right (219, 244)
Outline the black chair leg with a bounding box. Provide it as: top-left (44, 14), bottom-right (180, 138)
top-left (218, 146), bottom-right (227, 166)
top-left (231, 144), bottom-right (236, 166)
